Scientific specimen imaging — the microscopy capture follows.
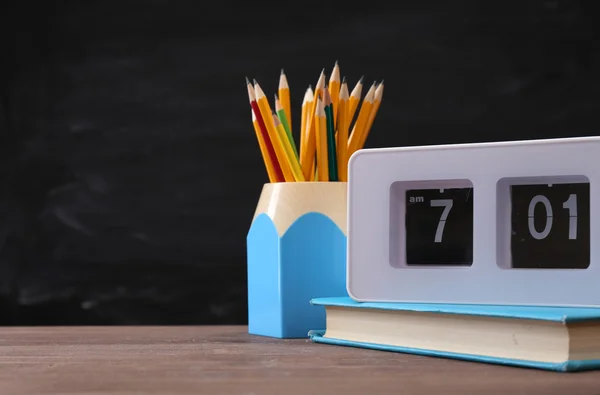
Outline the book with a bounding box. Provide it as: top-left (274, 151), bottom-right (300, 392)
top-left (308, 297), bottom-right (600, 372)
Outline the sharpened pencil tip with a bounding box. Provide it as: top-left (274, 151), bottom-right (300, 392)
top-left (253, 78), bottom-right (259, 85)
top-left (281, 68), bottom-right (284, 75)
top-left (380, 79), bottom-right (384, 84)
top-left (334, 60), bottom-right (338, 66)
top-left (341, 76), bottom-right (346, 83)
top-left (245, 76), bottom-right (251, 85)
top-left (274, 93), bottom-right (278, 100)
top-left (358, 75), bottom-right (364, 83)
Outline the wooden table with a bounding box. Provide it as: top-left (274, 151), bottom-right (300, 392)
top-left (1, 326), bottom-right (599, 394)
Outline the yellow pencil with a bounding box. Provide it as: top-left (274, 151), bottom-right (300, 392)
top-left (299, 85), bottom-right (313, 162)
top-left (347, 82), bottom-right (375, 156)
top-left (300, 69), bottom-right (326, 180)
top-left (348, 76), bottom-right (363, 124)
top-left (357, 80), bottom-right (384, 150)
top-left (336, 82), bottom-right (350, 182)
top-left (251, 110), bottom-right (278, 182)
top-left (315, 96), bottom-right (329, 181)
top-left (273, 113), bottom-right (304, 181)
top-left (328, 61), bottom-right (341, 127)
top-left (278, 69), bottom-right (292, 134)
top-left (253, 80), bottom-right (295, 182)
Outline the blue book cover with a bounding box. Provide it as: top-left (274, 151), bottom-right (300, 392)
top-left (309, 297), bottom-right (600, 372)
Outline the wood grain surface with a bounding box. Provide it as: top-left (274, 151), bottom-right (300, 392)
top-left (1, 326), bottom-right (599, 395)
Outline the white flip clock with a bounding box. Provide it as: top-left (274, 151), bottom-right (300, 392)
top-left (347, 136), bottom-right (599, 307)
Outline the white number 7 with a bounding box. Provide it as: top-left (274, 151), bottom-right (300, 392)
top-left (430, 199), bottom-right (453, 243)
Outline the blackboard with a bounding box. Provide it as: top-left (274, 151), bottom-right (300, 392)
top-left (1, 0), bottom-right (599, 324)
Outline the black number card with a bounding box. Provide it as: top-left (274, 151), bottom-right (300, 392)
top-left (405, 187), bottom-right (473, 265)
top-left (510, 182), bottom-right (590, 269)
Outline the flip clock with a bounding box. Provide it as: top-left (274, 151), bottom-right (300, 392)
top-left (347, 136), bottom-right (598, 307)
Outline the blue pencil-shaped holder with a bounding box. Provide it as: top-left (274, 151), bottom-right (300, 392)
top-left (247, 182), bottom-right (348, 338)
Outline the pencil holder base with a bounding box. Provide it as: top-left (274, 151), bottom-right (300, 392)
top-left (247, 182), bottom-right (348, 338)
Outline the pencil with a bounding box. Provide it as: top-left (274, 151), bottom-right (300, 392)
top-left (328, 61), bottom-right (341, 127)
top-left (348, 76), bottom-right (363, 125)
top-left (299, 85), bottom-right (313, 161)
top-left (247, 78), bottom-right (285, 182)
top-left (275, 94), bottom-right (298, 159)
top-left (323, 87), bottom-right (338, 181)
top-left (273, 113), bottom-right (304, 181)
top-left (336, 81), bottom-right (349, 181)
top-left (357, 80), bottom-right (384, 150)
top-left (278, 69), bottom-right (292, 134)
top-left (300, 69), bottom-right (326, 180)
top-left (245, 66), bottom-right (384, 184)
top-left (347, 82), bottom-right (375, 156)
top-left (254, 80), bottom-right (295, 182)
top-left (251, 110), bottom-right (277, 182)
top-left (315, 96), bottom-right (328, 181)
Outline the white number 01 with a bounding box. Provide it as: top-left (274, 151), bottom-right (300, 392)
top-left (528, 193), bottom-right (578, 240)
top-left (430, 199), bottom-right (453, 243)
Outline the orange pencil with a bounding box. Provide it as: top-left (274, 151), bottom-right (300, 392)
top-left (246, 78), bottom-right (284, 182)
top-left (299, 85), bottom-right (313, 162)
top-left (348, 76), bottom-right (363, 124)
top-left (347, 81), bottom-right (375, 156)
top-left (300, 69), bottom-right (326, 180)
top-left (336, 81), bottom-right (350, 181)
top-left (315, 96), bottom-right (328, 181)
top-left (278, 69), bottom-right (292, 134)
top-left (328, 61), bottom-right (341, 127)
top-left (357, 81), bottom-right (384, 150)
top-left (254, 80), bottom-right (295, 182)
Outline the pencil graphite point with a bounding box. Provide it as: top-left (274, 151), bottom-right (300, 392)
top-left (319, 68), bottom-right (326, 80)
top-left (245, 76), bottom-right (251, 85)
top-left (253, 78), bottom-right (259, 86)
top-left (358, 75), bottom-right (364, 84)
top-left (281, 68), bottom-right (284, 75)
top-left (316, 70), bottom-right (326, 90)
top-left (342, 76), bottom-right (346, 84)
top-left (380, 79), bottom-right (384, 85)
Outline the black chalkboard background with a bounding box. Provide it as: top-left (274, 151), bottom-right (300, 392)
top-left (1, 1), bottom-right (599, 325)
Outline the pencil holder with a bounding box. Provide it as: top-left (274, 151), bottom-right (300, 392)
top-left (247, 182), bottom-right (348, 338)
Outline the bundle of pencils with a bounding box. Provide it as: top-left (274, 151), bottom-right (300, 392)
top-left (246, 61), bottom-right (384, 182)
